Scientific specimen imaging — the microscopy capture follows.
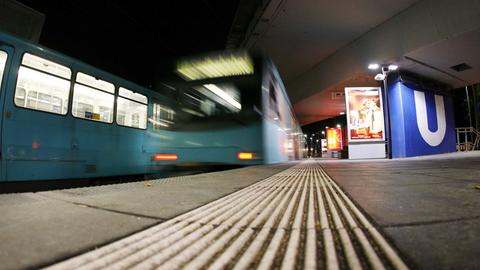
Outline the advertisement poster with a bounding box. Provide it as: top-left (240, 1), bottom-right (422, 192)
top-left (326, 128), bottom-right (342, 150)
top-left (345, 87), bottom-right (385, 141)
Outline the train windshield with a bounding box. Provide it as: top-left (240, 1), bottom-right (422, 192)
top-left (182, 83), bottom-right (241, 117)
top-left (174, 79), bottom-right (260, 126)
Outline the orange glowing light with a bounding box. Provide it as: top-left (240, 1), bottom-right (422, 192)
top-left (326, 128), bottom-right (343, 150)
top-left (32, 141), bottom-right (40, 149)
top-left (237, 152), bottom-right (254, 160)
top-left (152, 154), bottom-right (178, 161)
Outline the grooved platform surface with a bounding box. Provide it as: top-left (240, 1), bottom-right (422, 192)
top-left (0, 164), bottom-right (291, 270)
top-left (45, 161), bottom-right (408, 270)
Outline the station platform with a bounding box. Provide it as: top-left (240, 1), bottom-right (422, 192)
top-left (1, 151), bottom-right (479, 270)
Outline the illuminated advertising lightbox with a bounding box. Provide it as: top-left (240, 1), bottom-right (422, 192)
top-left (345, 87), bottom-right (385, 142)
top-left (326, 128), bottom-right (342, 150)
top-left (321, 139), bottom-right (327, 152)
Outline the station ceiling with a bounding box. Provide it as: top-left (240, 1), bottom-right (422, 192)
top-left (233, 0), bottom-right (480, 125)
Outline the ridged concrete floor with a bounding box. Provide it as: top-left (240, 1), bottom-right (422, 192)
top-left (45, 161), bottom-right (408, 270)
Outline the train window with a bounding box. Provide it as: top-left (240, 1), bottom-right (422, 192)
top-left (117, 87), bottom-right (147, 129)
top-left (72, 83), bottom-right (114, 123)
top-left (116, 97), bottom-right (147, 129)
top-left (150, 103), bottom-right (175, 129)
top-left (0, 51), bottom-right (7, 87)
top-left (269, 82), bottom-right (281, 120)
top-left (76, 72), bottom-right (114, 93)
top-left (118, 87), bottom-right (148, 104)
top-left (14, 66), bottom-right (70, 115)
top-left (22, 53), bottom-right (71, 79)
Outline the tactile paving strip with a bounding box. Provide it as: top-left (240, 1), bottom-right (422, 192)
top-left (45, 161), bottom-right (409, 270)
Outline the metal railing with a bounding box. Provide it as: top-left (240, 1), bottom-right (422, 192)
top-left (456, 127), bottom-right (480, 151)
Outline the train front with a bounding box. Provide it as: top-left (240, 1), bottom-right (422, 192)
top-left (167, 52), bottom-right (264, 166)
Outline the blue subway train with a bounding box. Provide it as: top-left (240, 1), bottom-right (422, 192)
top-left (0, 31), bottom-right (301, 183)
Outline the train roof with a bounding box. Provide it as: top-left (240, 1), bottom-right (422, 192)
top-left (0, 30), bottom-right (157, 95)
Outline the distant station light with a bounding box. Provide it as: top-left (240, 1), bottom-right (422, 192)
top-left (176, 53), bottom-right (254, 81)
top-left (339, 112), bottom-right (345, 115)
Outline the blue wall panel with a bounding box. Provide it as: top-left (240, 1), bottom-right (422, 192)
top-left (387, 81), bottom-right (456, 158)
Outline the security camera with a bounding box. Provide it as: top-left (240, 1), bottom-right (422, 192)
top-left (374, 73), bottom-right (386, 81)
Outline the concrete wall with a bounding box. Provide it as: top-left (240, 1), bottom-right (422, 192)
top-left (288, 0), bottom-right (480, 103)
top-left (388, 78), bottom-right (456, 158)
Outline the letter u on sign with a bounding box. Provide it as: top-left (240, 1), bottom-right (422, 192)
top-left (413, 90), bottom-right (446, 146)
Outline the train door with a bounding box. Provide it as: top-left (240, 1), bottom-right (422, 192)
top-left (0, 45), bottom-right (14, 181)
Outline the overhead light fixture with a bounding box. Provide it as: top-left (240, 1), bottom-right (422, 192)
top-left (374, 73), bottom-right (386, 81)
top-left (388, 64), bottom-right (398, 71)
top-left (339, 112), bottom-right (345, 115)
top-left (176, 53), bottom-right (254, 81)
top-left (368, 63), bottom-right (379, 70)
top-left (336, 124), bottom-right (341, 128)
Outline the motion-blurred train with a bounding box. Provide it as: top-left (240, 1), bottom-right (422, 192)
top-left (0, 31), bottom-right (302, 182)
top-left (169, 51), bottom-right (303, 165)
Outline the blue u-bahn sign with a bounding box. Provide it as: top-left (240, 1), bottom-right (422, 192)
top-left (388, 80), bottom-right (456, 158)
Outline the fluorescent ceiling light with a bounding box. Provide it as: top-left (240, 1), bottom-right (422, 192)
top-left (388, 64), bottom-right (398, 71)
top-left (203, 84), bottom-right (241, 110)
top-left (368, 63), bottom-right (379, 70)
